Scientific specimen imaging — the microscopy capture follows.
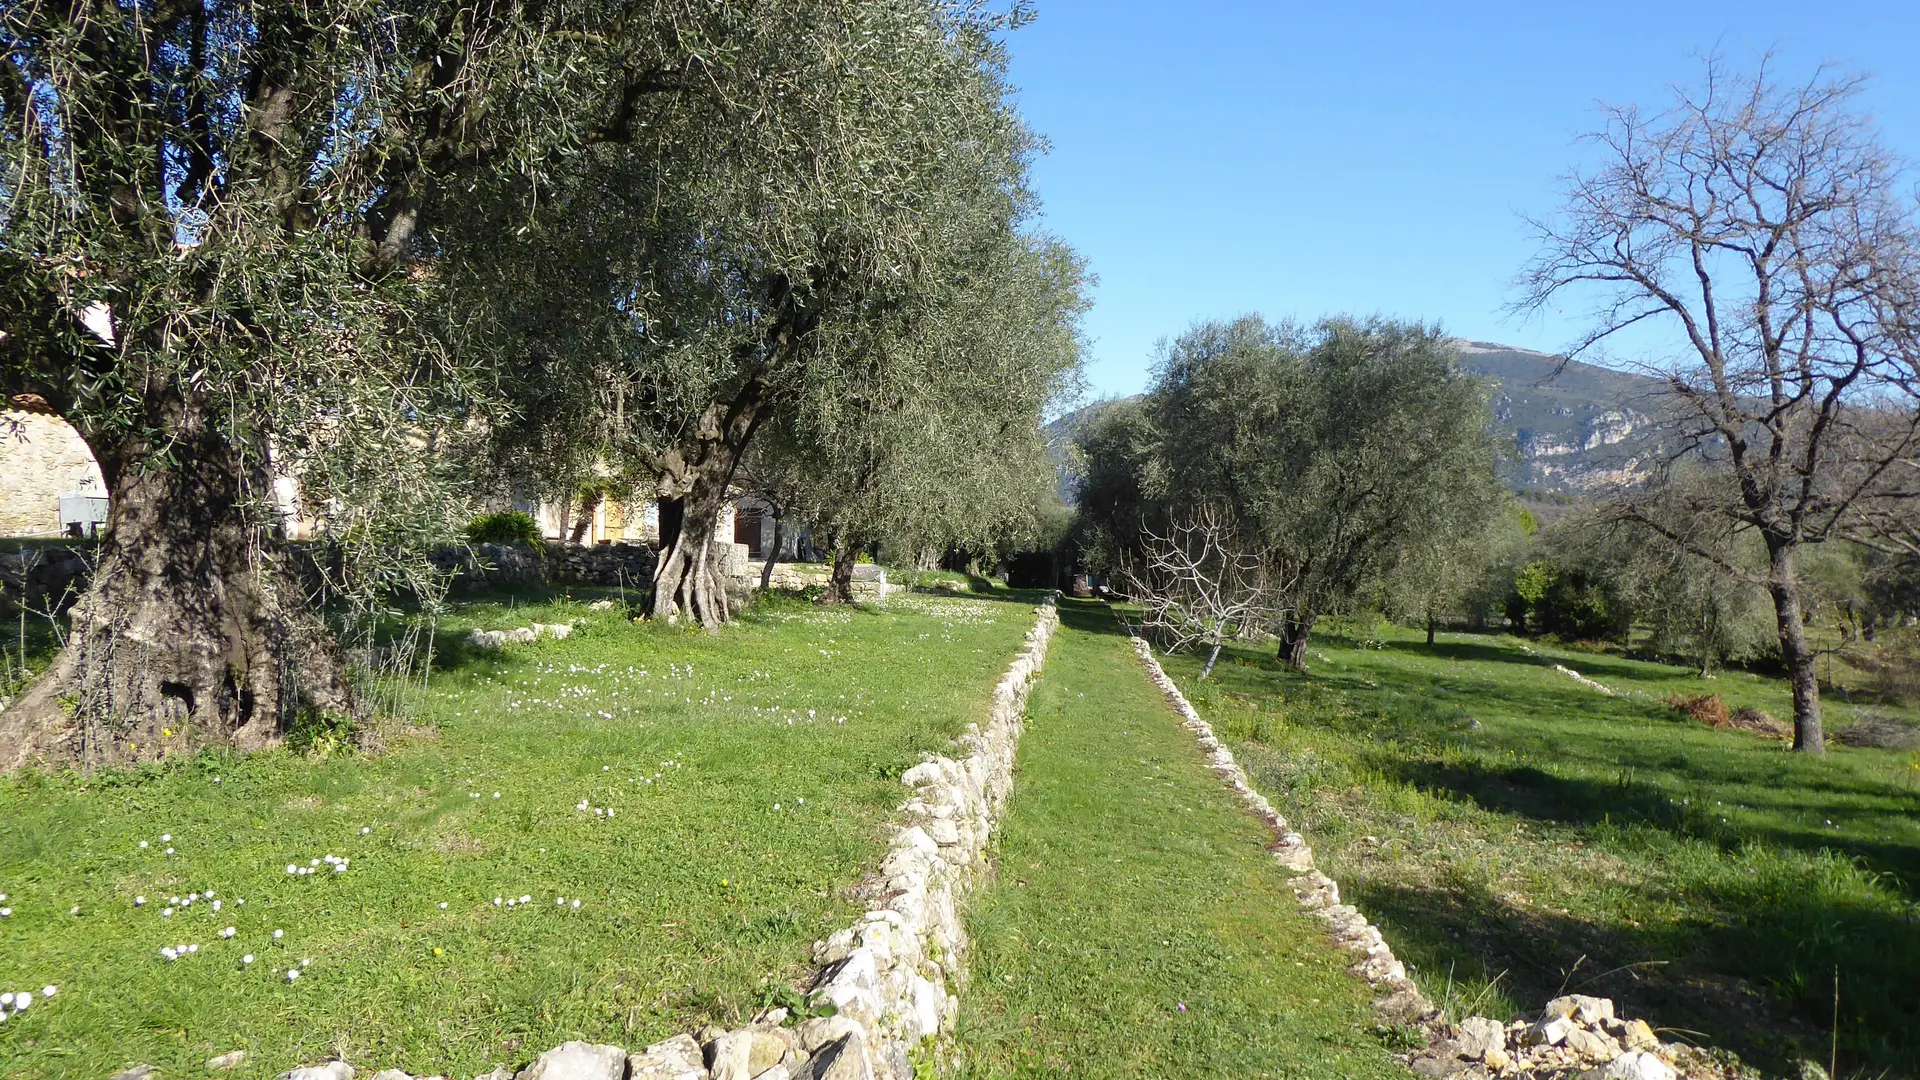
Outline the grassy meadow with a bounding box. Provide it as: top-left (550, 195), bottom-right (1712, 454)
top-left (953, 601), bottom-right (1407, 1080)
top-left (0, 587), bottom-right (1041, 1079)
top-left (1159, 623), bottom-right (1920, 1077)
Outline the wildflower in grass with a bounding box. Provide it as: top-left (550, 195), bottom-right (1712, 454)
top-left (272, 929), bottom-right (283, 940)
top-left (221, 927), bottom-right (236, 938)
top-left (165, 847), bottom-right (175, 855)
top-left (138, 840), bottom-right (148, 849)
top-left (286, 969), bottom-right (300, 982)
top-left (211, 900), bottom-right (222, 912)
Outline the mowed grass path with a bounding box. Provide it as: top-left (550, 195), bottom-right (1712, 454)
top-left (0, 589), bottom-right (1038, 1079)
top-left (951, 602), bottom-right (1407, 1080)
top-left (1165, 626), bottom-right (1920, 1076)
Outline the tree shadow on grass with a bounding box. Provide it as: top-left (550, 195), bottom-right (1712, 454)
top-left (1371, 744), bottom-right (1920, 894)
top-left (1347, 870), bottom-right (1920, 1075)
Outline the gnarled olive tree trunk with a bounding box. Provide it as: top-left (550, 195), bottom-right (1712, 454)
top-left (650, 378), bottom-right (767, 628)
top-left (1277, 611), bottom-right (1316, 672)
top-left (823, 536), bottom-right (861, 604)
top-left (1766, 537), bottom-right (1825, 754)
top-left (0, 391), bottom-right (349, 770)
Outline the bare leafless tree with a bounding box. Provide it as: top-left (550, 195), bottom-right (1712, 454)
top-left (1515, 58), bottom-right (1920, 752)
top-left (1120, 505), bottom-right (1292, 679)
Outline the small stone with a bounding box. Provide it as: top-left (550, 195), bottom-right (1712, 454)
top-left (109, 1068), bottom-right (156, 1080)
top-left (1457, 1016), bottom-right (1505, 1060)
top-left (1527, 1016), bottom-right (1575, 1046)
top-left (924, 818), bottom-right (961, 846)
top-left (369, 1072), bottom-right (415, 1080)
top-left (628, 1034), bottom-right (707, 1080)
top-left (1620, 1018), bottom-right (1657, 1050)
top-left (1598, 1050), bottom-right (1677, 1080)
top-left (790, 1032), bottom-right (872, 1080)
top-left (277, 1065), bottom-right (356, 1080)
top-left (1564, 1025), bottom-right (1616, 1060)
top-left (515, 1041), bottom-right (627, 1080)
top-left (794, 1017), bottom-right (862, 1054)
top-left (1545, 994), bottom-right (1615, 1026)
top-left (1482, 1047), bottom-right (1510, 1071)
top-left (207, 1050), bottom-right (249, 1070)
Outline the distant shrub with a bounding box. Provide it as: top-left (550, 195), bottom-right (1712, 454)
top-left (465, 510), bottom-right (542, 546)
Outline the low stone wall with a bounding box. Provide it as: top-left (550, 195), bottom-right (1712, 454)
top-left (1124, 632), bottom-right (1750, 1080)
top-left (271, 597), bottom-right (1059, 1080)
top-left (0, 543), bottom-right (89, 618)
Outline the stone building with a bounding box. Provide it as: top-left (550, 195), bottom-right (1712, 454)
top-left (0, 396), bottom-right (107, 538)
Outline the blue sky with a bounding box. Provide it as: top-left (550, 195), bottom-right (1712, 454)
top-left (1004, 1), bottom-right (1920, 402)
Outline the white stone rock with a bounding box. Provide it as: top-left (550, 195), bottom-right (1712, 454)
top-left (278, 1065), bottom-right (355, 1080)
top-left (207, 1050), bottom-right (249, 1071)
top-left (1595, 1051), bottom-right (1677, 1080)
top-left (1528, 1015), bottom-right (1576, 1046)
top-left (515, 1041), bottom-right (626, 1080)
top-left (369, 1071), bottom-right (415, 1080)
top-left (627, 1033), bottom-right (707, 1080)
top-left (1457, 1016), bottom-right (1504, 1060)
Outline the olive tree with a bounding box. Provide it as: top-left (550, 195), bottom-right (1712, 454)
top-left (0, 0), bottom-right (1056, 765)
top-left (1150, 317), bottom-right (1504, 669)
top-left (749, 234), bottom-right (1088, 602)
top-left (1515, 60), bottom-right (1920, 751)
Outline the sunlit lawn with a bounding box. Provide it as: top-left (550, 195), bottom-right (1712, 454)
top-left (953, 601), bottom-right (1408, 1080)
top-left (1163, 623), bottom-right (1920, 1076)
top-left (0, 587), bottom-right (1039, 1079)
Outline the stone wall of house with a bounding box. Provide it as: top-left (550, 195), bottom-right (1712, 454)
top-left (0, 404), bottom-right (107, 538)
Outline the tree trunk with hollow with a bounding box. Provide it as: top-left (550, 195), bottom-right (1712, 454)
top-left (648, 379), bottom-right (767, 629)
top-left (1766, 538), bottom-right (1824, 753)
top-left (0, 391), bottom-right (349, 770)
top-left (1277, 611), bottom-right (1316, 672)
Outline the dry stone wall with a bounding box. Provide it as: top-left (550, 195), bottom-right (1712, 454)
top-left (1123, 630), bottom-right (1756, 1080)
top-left (265, 597), bottom-right (1059, 1080)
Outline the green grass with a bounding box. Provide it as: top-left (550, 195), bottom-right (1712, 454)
top-left (0, 587), bottom-right (1041, 1079)
top-left (1160, 621), bottom-right (1920, 1077)
top-left (950, 601), bottom-right (1410, 1080)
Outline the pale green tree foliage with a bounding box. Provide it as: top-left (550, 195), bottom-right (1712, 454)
top-left (475, 1), bottom-right (1056, 627)
top-left (1147, 316), bottom-right (1504, 669)
top-left (0, 0), bottom-right (1063, 764)
top-left (747, 234), bottom-right (1088, 602)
